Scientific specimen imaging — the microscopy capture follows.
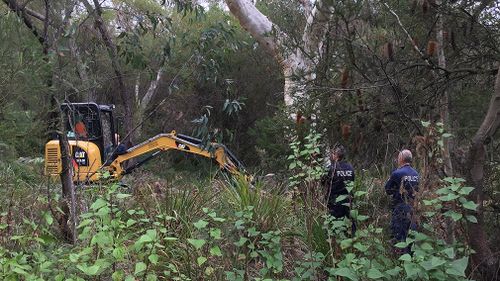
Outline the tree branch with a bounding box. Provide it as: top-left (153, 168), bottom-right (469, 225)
top-left (2, 0), bottom-right (45, 45)
top-left (473, 64), bottom-right (500, 145)
top-left (224, 0), bottom-right (284, 62)
top-left (302, 0), bottom-right (334, 59)
top-left (81, 0), bottom-right (134, 142)
top-left (24, 6), bottom-right (45, 21)
top-left (383, 2), bottom-right (437, 74)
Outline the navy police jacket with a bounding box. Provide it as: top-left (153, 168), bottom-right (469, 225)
top-left (384, 164), bottom-right (420, 208)
top-left (324, 161), bottom-right (355, 205)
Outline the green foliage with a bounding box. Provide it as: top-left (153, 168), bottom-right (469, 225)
top-left (0, 14), bottom-right (47, 157)
top-left (317, 179), bottom-right (474, 281)
top-left (423, 177), bottom-right (478, 223)
top-left (0, 157), bottom-right (475, 280)
top-left (288, 129), bottom-right (325, 187)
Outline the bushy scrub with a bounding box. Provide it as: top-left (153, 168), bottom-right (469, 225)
top-left (0, 153), bottom-right (475, 280)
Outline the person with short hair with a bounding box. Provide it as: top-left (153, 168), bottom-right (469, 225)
top-left (323, 145), bottom-right (355, 219)
top-left (384, 149), bottom-right (420, 254)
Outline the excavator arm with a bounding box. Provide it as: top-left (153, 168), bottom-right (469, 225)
top-left (107, 131), bottom-right (247, 180)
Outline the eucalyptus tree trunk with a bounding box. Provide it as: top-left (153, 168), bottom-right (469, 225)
top-left (225, 0), bottom-right (334, 108)
top-left (436, 0), bottom-right (455, 244)
top-left (464, 63), bottom-right (500, 279)
top-left (436, 0), bottom-right (453, 178)
top-left (135, 67), bottom-right (165, 138)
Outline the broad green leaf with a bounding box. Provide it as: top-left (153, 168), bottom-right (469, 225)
top-left (90, 198), bottom-right (107, 210)
top-left (247, 227), bottom-right (260, 236)
top-left (210, 246), bottom-right (222, 257)
top-left (146, 229), bottom-right (157, 240)
top-left (116, 193), bottom-right (131, 199)
top-left (399, 254), bottom-right (412, 261)
top-left (340, 238), bottom-right (353, 249)
top-left (423, 199), bottom-right (435, 206)
top-left (234, 237), bottom-right (248, 247)
top-left (135, 262), bottom-right (147, 275)
top-left (462, 201), bottom-right (478, 211)
top-left (112, 270), bottom-right (124, 281)
top-left (466, 215), bottom-right (478, 223)
top-left (188, 238), bottom-right (206, 250)
top-left (431, 256), bottom-right (446, 267)
top-left (354, 191), bottom-right (367, 197)
top-left (126, 219), bottom-right (136, 227)
top-left (77, 264), bottom-right (100, 276)
top-left (353, 242), bottom-right (368, 252)
top-left (69, 253), bottom-right (79, 263)
top-left (91, 232), bottom-right (111, 247)
top-left (335, 195), bottom-right (349, 203)
top-left (403, 262), bottom-right (419, 277)
top-left (444, 210), bottom-right (463, 222)
top-left (44, 212), bottom-right (53, 225)
top-left (78, 219), bottom-right (93, 229)
top-left (197, 256), bottom-right (207, 266)
top-left (367, 268), bottom-right (384, 279)
top-left (210, 228), bottom-right (222, 239)
top-left (458, 186), bottom-right (474, 195)
top-left (137, 233), bottom-right (153, 245)
top-left (194, 219), bottom-right (209, 229)
top-left (357, 215), bottom-right (369, 221)
top-left (446, 257), bottom-right (468, 276)
top-left (385, 266), bottom-right (402, 276)
top-left (438, 193), bottom-right (460, 202)
top-left (205, 266), bottom-right (214, 276)
top-left (435, 187), bottom-right (449, 195)
top-left (11, 266), bottom-right (29, 275)
top-left (113, 247), bottom-right (125, 260)
top-left (394, 242), bottom-right (409, 249)
top-left (148, 254), bottom-right (159, 265)
top-left (442, 247), bottom-right (455, 259)
top-left (331, 267), bottom-right (358, 281)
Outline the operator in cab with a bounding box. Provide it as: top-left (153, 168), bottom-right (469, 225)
top-left (384, 149), bottom-right (420, 254)
top-left (74, 115), bottom-right (88, 139)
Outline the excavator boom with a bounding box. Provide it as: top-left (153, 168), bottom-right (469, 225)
top-left (107, 131), bottom-right (247, 180)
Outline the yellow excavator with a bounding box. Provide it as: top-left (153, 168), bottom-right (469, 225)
top-left (44, 103), bottom-right (248, 182)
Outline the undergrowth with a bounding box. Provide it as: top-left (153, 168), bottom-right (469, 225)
top-left (0, 158), bottom-right (475, 280)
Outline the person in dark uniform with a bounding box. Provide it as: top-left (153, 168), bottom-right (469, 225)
top-left (323, 145), bottom-right (355, 219)
top-left (384, 149), bottom-right (420, 254)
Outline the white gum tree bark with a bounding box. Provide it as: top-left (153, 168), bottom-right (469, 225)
top-left (225, 0), bottom-right (334, 108)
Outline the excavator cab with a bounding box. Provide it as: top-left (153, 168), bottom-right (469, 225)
top-left (45, 102), bottom-right (248, 183)
top-left (61, 103), bottom-right (117, 163)
top-left (45, 103), bottom-right (118, 182)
